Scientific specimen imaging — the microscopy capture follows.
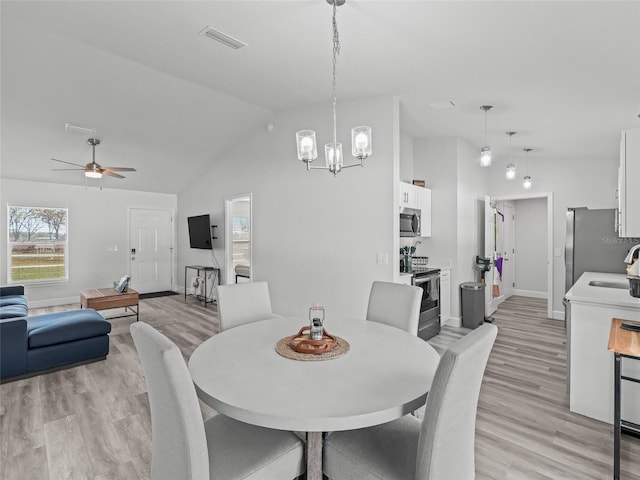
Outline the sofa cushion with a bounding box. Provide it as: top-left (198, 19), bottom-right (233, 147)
top-left (0, 295), bottom-right (28, 308)
top-left (0, 302), bottom-right (28, 319)
top-left (27, 309), bottom-right (111, 348)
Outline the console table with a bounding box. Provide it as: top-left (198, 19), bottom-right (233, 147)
top-left (184, 265), bottom-right (220, 307)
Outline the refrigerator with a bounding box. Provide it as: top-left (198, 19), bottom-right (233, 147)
top-left (565, 207), bottom-right (640, 293)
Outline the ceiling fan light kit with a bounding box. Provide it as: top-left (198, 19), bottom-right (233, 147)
top-left (295, 0), bottom-right (372, 176)
top-left (51, 137), bottom-right (136, 180)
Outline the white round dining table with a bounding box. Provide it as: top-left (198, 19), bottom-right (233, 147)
top-left (188, 316), bottom-right (441, 480)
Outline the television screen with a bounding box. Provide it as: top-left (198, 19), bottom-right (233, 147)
top-left (187, 214), bottom-right (212, 249)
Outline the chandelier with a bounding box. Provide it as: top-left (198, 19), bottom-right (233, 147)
top-left (296, 0), bottom-right (372, 176)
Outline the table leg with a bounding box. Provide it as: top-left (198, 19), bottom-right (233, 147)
top-left (614, 353), bottom-right (621, 480)
top-left (306, 432), bottom-right (323, 480)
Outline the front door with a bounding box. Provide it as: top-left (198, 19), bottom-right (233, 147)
top-left (129, 208), bottom-right (173, 293)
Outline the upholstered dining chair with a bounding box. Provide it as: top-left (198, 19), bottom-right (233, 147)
top-left (366, 281), bottom-right (422, 335)
top-left (130, 322), bottom-right (305, 480)
top-left (216, 281), bottom-right (279, 332)
top-left (323, 323), bottom-right (498, 480)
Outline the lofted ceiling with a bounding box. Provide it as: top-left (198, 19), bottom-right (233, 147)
top-left (1, 1), bottom-right (639, 194)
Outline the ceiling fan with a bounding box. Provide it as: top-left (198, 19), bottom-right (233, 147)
top-left (51, 138), bottom-right (136, 179)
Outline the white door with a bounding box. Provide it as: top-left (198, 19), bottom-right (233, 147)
top-left (501, 203), bottom-right (515, 299)
top-left (129, 208), bottom-right (173, 293)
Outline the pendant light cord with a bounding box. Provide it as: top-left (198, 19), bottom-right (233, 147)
top-left (331, 0), bottom-right (340, 149)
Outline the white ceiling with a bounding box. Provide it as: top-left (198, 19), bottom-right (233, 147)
top-left (2, 1), bottom-right (639, 193)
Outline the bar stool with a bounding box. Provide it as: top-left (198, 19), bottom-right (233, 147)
top-left (607, 318), bottom-right (640, 480)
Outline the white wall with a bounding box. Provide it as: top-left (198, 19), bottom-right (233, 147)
top-left (178, 96), bottom-right (398, 319)
top-left (1, 179), bottom-right (177, 306)
top-left (513, 198), bottom-right (547, 295)
top-left (412, 136), bottom-right (490, 320)
top-left (489, 155), bottom-right (618, 317)
top-left (399, 131), bottom-right (414, 183)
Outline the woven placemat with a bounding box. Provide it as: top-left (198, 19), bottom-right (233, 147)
top-left (276, 335), bottom-right (350, 361)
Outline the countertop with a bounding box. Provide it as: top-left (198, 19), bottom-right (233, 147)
top-left (565, 272), bottom-right (640, 309)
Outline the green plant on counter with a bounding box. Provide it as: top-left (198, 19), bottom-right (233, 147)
top-left (400, 246), bottom-right (416, 256)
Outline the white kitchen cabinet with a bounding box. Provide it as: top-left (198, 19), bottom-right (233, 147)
top-left (399, 181), bottom-right (417, 209)
top-left (440, 269), bottom-right (451, 325)
top-left (618, 128), bottom-right (640, 237)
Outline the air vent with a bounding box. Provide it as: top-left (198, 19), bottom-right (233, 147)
top-left (65, 123), bottom-right (96, 135)
top-left (200, 26), bottom-right (248, 50)
top-left (428, 100), bottom-right (456, 109)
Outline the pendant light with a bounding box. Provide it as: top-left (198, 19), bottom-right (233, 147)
top-left (505, 131), bottom-right (517, 180)
top-left (295, 0), bottom-right (372, 176)
top-left (479, 105), bottom-right (493, 167)
top-left (523, 148), bottom-right (533, 189)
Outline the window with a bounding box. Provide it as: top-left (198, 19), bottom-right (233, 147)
top-left (7, 206), bottom-right (68, 283)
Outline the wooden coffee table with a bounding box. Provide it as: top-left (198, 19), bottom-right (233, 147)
top-left (80, 287), bottom-right (139, 321)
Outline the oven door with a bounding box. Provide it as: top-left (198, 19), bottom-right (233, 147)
top-left (413, 274), bottom-right (440, 340)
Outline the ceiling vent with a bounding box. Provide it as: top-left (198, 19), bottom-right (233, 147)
top-left (65, 123), bottom-right (96, 135)
top-left (428, 101), bottom-right (456, 110)
top-left (200, 26), bottom-right (248, 50)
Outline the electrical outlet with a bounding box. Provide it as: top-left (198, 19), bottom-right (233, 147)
top-left (377, 252), bottom-right (389, 265)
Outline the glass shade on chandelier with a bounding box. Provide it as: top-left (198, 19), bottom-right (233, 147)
top-left (523, 175), bottom-right (532, 189)
top-left (505, 163), bottom-right (516, 180)
top-left (351, 126), bottom-right (372, 160)
top-left (325, 142), bottom-right (343, 173)
top-left (480, 146), bottom-right (492, 167)
top-left (296, 130), bottom-right (317, 163)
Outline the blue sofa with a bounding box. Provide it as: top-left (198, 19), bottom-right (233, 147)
top-left (0, 285), bottom-right (112, 381)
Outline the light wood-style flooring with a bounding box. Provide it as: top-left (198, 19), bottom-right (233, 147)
top-left (1, 295), bottom-right (638, 479)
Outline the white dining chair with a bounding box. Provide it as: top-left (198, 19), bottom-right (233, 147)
top-left (216, 281), bottom-right (279, 332)
top-left (323, 323), bottom-right (498, 480)
top-left (366, 281), bottom-right (422, 335)
top-left (130, 322), bottom-right (305, 480)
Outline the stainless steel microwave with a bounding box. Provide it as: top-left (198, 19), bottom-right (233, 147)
top-left (400, 209), bottom-right (421, 237)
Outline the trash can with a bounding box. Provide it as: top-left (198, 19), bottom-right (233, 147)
top-left (460, 282), bottom-right (485, 329)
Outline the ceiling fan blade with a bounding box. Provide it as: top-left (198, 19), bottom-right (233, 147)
top-left (103, 167), bottom-right (136, 172)
top-left (52, 168), bottom-right (84, 171)
top-left (51, 158), bottom-right (85, 168)
top-left (102, 170), bottom-right (125, 179)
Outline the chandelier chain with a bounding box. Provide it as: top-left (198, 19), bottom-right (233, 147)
top-left (331, 0), bottom-right (340, 149)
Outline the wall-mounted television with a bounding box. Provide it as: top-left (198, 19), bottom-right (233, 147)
top-left (187, 214), bottom-right (212, 249)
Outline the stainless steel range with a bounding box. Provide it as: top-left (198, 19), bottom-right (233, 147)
top-left (411, 267), bottom-right (441, 340)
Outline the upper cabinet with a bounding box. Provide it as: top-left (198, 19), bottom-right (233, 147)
top-left (618, 128), bottom-right (640, 237)
top-left (399, 181), bottom-right (432, 237)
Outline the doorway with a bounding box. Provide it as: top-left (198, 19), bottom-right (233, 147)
top-left (484, 193), bottom-right (553, 319)
top-left (224, 194), bottom-right (252, 285)
top-left (129, 207), bottom-right (174, 293)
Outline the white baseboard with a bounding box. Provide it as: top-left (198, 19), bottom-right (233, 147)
top-left (552, 310), bottom-right (565, 321)
top-left (442, 316), bottom-right (461, 328)
top-left (513, 289), bottom-right (548, 299)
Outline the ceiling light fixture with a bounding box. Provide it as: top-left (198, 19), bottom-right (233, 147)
top-left (479, 105), bottom-right (493, 167)
top-left (505, 131), bottom-right (517, 180)
top-left (523, 148), bottom-right (533, 189)
top-left (296, 0), bottom-right (371, 176)
top-left (85, 138), bottom-right (103, 178)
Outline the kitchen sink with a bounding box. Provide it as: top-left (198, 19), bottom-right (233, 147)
top-left (588, 280), bottom-right (629, 289)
